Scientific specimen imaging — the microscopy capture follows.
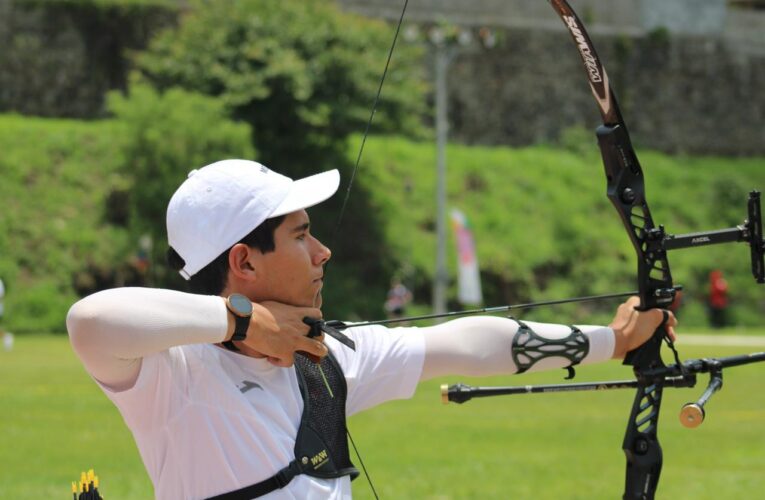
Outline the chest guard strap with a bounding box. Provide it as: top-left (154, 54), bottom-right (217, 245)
top-left (207, 351), bottom-right (357, 500)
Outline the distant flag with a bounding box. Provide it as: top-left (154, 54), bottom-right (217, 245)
top-left (450, 208), bottom-right (483, 305)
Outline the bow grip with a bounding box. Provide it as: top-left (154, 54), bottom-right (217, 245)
top-left (623, 310), bottom-right (671, 369)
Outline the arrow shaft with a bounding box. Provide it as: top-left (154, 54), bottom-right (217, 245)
top-left (341, 290), bottom-right (644, 329)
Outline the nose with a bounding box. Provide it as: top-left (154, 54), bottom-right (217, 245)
top-left (312, 236), bottom-right (332, 266)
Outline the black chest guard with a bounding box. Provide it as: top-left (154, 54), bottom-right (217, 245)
top-left (292, 351), bottom-right (359, 480)
top-left (207, 351), bottom-right (357, 500)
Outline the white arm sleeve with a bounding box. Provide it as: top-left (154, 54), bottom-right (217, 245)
top-left (66, 287), bottom-right (228, 390)
top-left (420, 316), bottom-right (614, 381)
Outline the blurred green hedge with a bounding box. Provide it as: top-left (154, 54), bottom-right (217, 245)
top-left (0, 83), bottom-right (253, 332)
top-left (2, 113), bottom-right (764, 332)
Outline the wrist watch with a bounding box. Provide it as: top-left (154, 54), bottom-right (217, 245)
top-left (223, 293), bottom-right (253, 351)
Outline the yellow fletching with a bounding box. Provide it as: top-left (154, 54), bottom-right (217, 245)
top-left (73, 469), bottom-right (101, 495)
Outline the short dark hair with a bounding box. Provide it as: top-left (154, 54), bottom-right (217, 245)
top-left (166, 215), bottom-right (286, 295)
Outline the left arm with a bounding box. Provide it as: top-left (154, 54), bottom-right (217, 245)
top-left (420, 297), bottom-right (675, 381)
top-left (419, 316), bottom-right (612, 381)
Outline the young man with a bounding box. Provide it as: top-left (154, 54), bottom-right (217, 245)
top-left (67, 159), bottom-right (676, 499)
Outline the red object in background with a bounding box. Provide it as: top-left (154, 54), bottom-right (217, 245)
top-left (709, 270), bottom-right (729, 309)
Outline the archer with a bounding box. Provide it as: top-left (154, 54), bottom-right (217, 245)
top-left (67, 159), bottom-right (675, 499)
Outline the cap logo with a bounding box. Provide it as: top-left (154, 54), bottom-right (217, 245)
top-left (260, 165), bottom-right (269, 174)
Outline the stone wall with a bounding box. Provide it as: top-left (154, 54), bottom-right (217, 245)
top-left (442, 28), bottom-right (765, 155)
top-left (340, 0), bottom-right (765, 155)
top-left (0, 0), bottom-right (176, 118)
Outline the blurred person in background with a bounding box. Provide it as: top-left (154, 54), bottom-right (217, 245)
top-left (66, 159), bottom-right (676, 499)
top-left (384, 276), bottom-right (412, 320)
top-left (708, 269), bottom-right (729, 328)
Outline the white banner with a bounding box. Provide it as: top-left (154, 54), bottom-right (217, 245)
top-left (450, 208), bottom-right (483, 305)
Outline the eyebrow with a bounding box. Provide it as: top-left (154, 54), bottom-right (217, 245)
top-left (289, 222), bottom-right (310, 234)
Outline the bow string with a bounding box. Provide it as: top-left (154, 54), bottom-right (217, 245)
top-left (320, 2), bottom-right (410, 499)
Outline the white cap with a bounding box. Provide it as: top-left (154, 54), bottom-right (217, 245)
top-left (166, 159), bottom-right (340, 279)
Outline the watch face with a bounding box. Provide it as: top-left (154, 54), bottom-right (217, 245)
top-left (229, 294), bottom-right (253, 316)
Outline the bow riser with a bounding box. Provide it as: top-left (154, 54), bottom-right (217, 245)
top-left (597, 124), bottom-right (675, 316)
top-left (621, 384), bottom-right (664, 500)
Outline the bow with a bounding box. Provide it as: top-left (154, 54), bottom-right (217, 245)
top-left (549, 1), bottom-right (765, 497)
top-left (550, 1), bottom-right (679, 496)
top-left (322, 0), bottom-right (765, 498)
top-left (442, 2), bottom-right (765, 499)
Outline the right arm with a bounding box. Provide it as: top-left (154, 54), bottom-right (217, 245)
top-left (66, 288), bottom-right (325, 391)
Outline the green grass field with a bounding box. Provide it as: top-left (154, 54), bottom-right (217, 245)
top-left (2, 333), bottom-right (764, 499)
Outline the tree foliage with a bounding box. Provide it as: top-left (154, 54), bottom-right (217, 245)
top-left (106, 83), bottom-right (255, 285)
top-left (135, 0), bottom-right (427, 172)
top-left (0, 115), bottom-right (130, 331)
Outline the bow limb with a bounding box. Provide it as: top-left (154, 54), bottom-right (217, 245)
top-left (549, 2), bottom-right (677, 498)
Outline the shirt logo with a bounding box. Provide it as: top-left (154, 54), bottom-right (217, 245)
top-left (237, 380), bottom-right (263, 394)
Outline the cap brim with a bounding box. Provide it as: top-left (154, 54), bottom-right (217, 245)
top-left (270, 169), bottom-right (340, 218)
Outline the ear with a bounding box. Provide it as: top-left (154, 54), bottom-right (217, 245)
top-left (228, 243), bottom-right (258, 281)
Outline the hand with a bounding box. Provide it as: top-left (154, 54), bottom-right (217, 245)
top-left (609, 296), bottom-right (678, 359)
top-left (239, 301), bottom-right (328, 367)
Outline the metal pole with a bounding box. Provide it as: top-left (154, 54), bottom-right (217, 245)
top-left (433, 43), bottom-right (449, 316)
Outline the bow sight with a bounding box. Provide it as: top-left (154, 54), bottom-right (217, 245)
top-left (660, 190), bottom-right (764, 284)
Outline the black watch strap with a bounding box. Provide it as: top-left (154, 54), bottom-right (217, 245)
top-left (224, 295), bottom-right (252, 352)
top-left (223, 315), bottom-right (248, 352)
top-left (231, 314), bottom-right (249, 341)
top-left (222, 340), bottom-right (239, 352)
